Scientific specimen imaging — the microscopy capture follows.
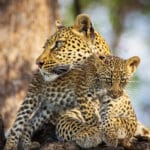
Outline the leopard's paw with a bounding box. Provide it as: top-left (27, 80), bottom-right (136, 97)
top-left (4, 141), bottom-right (17, 150)
top-left (74, 126), bottom-right (102, 148)
top-left (18, 141), bottom-right (40, 150)
top-left (18, 138), bottom-right (31, 150)
top-left (30, 141), bottom-right (41, 150)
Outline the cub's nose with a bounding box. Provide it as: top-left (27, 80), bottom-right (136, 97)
top-left (111, 93), bottom-right (118, 99)
top-left (36, 60), bottom-right (44, 68)
top-left (108, 90), bottom-right (122, 99)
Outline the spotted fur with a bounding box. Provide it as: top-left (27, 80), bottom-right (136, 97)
top-left (4, 14), bottom-right (110, 150)
top-left (55, 55), bottom-right (140, 148)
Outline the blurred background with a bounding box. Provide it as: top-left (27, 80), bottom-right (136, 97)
top-left (0, 0), bottom-right (150, 131)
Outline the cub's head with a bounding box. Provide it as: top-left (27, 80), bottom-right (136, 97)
top-left (36, 14), bottom-right (110, 81)
top-left (95, 55), bottom-right (140, 99)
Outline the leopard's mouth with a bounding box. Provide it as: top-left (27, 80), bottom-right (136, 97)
top-left (51, 65), bottom-right (70, 75)
top-left (38, 69), bottom-right (58, 82)
top-left (39, 65), bottom-right (71, 82)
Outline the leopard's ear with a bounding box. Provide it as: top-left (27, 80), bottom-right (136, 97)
top-left (126, 56), bottom-right (140, 74)
top-left (55, 20), bottom-right (65, 30)
top-left (73, 14), bottom-right (95, 41)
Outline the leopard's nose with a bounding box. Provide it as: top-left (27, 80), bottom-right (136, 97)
top-left (36, 60), bottom-right (44, 68)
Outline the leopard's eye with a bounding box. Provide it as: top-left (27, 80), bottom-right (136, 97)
top-left (52, 40), bottom-right (65, 50)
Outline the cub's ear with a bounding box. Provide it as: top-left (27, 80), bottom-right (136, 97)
top-left (94, 54), bottom-right (106, 67)
top-left (126, 56), bottom-right (140, 74)
top-left (73, 14), bottom-right (95, 41)
top-left (55, 20), bottom-right (65, 30)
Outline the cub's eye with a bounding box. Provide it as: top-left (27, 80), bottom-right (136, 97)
top-left (52, 40), bottom-right (65, 50)
top-left (98, 78), bottom-right (106, 82)
top-left (121, 77), bottom-right (129, 83)
top-left (99, 78), bottom-right (111, 82)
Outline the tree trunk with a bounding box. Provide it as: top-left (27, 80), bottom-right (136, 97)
top-left (0, 0), bottom-right (59, 131)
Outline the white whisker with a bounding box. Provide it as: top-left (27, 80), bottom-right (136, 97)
top-left (128, 80), bottom-right (139, 83)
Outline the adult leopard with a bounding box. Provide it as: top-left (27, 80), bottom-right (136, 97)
top-left (4, 14), bottom-right (110, 150)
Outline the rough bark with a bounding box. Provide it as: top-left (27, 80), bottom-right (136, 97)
top-left (0, 115), bottom-right (6, 150)
top-left (0, 0), bottom-right (59, 131)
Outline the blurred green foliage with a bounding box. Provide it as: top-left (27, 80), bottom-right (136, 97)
top-left (66, 0), bottom-right (150, 38)
top-left (60, 0), bottom-right (150, 126)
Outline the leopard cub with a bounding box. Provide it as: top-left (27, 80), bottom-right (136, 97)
top-left (56, 55), bottom-right (140, 148)
top-left (95, 55), bottom-right (140, 148)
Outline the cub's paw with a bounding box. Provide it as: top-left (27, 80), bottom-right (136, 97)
top-left (102, 133), bottom-right (118, 148)
top-left (105, 138), bottom-right (118, 148)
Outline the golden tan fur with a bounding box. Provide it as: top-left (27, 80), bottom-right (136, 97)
top-left (4, 14), bottom-right (110, 150)
top-left (5, 14), bottom-right (149, 150)
top-left (56, 55), bottom-right (140, 148)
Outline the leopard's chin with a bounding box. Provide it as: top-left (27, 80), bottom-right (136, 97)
top-left (39, 64), bottom-right (71, 82)
top-left (39, 69), bottom-right (59, 82)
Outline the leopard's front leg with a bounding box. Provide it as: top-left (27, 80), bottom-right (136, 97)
top-left (4, 94), bottom-right (40, 150)
top-left (20, 102), bottom-right (53, 150)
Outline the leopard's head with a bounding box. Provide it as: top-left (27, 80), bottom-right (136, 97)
top-left (36, 14), bottom-right (110, 81)
top-left (95, 55), bottom-right (140, 99)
